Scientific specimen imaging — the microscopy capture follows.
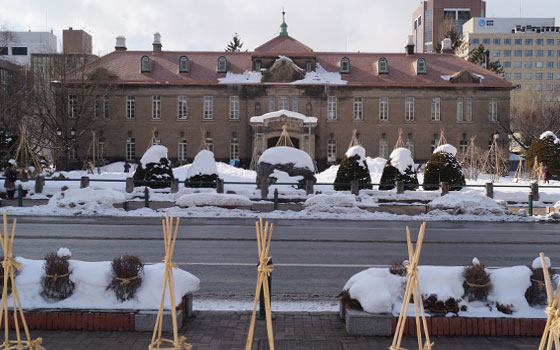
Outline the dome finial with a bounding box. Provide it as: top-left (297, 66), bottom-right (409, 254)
top-left (280, 9), bottom-right (288, 36)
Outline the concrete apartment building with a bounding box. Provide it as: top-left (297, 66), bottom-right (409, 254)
top-left (0, 31), bottom-right (57, 66)
top-left (461, 17), bottom-right (560, 103)
top-left (412, 0), bottom-right (486, 53)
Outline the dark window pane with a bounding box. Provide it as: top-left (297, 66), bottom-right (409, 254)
top-left (11, 47), bottom-right (27, 55)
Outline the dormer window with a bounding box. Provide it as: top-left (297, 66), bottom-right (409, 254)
top-left (217, 56), bottom-right (227, 73)
top-left (141, 55), bottom-right (151, 73)
top-left (378, 57), bottom-right (388, 74)
top-left (179, 56), bottom-right (189, 73)
top-left (416, 57), bottom-right (427, 74)
top-left (340, 57), bottom-right (350, 73)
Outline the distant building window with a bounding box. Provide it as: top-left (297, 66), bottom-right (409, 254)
top-left (492, 50), bottom-right (500, 57)
top-left (547, 39), bottom-right (555, 46)
top-left (405, 97), bottom-right (414, 121)
top-left (378, 57), bottom-right (388, 74)
top-left (416, 58), bottom-right (427, 74)
top-left (547, 73), bottom-right (554, 80)
top-left (178, 96), bottom-right (187, 119)
top-left (514, 61), bottom-right (522, 68)
top-left (525, 61), bottom-right (533, 68)
top-left (406, 134), bottom-right (414, 159)
top-left (126, 138), bottom-right (136, 161)
top-left (152, 96), bottom-right (160, 120)
top-left (353, 97), bottom-right (363, 120)
top-left (141, 55), bottom-right (150, 72)
top-left (203, 96), bottom-right (213, 120)
top-left (254, 102), bottom-right (261, 116)
top-left (504, 73), bottom-right (511, 79)
top-left (204, 137), bottom-right (213, 152)
top-left (178, 138), bottom-right (187, 161)
top-left (536, 61), bottom-right (544, 68)
top-left (306, 102), bottom-right (312, 115)
top-left (514, 50), bottom-right (522, 57)
top-left (546, 84), bottom-right (554, 91)
top-left (536, 73), bottom-right (543, 80)
top-left (526, 39), bottom-right (533, 45)
top-left (504, 38), bottom-right (512, 45)
top-left (340, 57), bottom-right (350, 73)
top-left (327, 138), bottom-right (337, 163)
top-left (471, 38), bottom-right (479, 45)
top-left (536, 84), bottom-right (542, 91)
top-left (465, 98), bottom-right (472, 121)
top-left (504, 61), bottom-right (511, 68)
top-left (525, 72), bottom-right (532, 80)
top-left (459, 138), bottom-right (468, 154)
top-left (493, 38), bottom-right (501, 45)
top-left (431, 97), bottom-right (440, 121)
top-left (230, 138), bottom-right (239, 161)
top-left (515, 39), bottom-right (522, 45)
top-left (547, 50), bottom-right (554, 57)
top-left (103, 96), bottom-right (109, 118)
top-left (379, 136), bottom-right (388, 159)
top-left (217, 56), bottom-right (227, 73)
top-left (536, 39), bottom-right (544, 45)
top-left (514, 72), bottom-right (522, 80)
top-left (292, 96), bottom-right (298, 112)
top-left (229, 96), bottom-right (239, 119)
top-left (482, 38), bottom-right (490, 45)
top-left (503, 50), bottom-right (511, 57)
top-left (126, 96), bottom-right (135, 119)
top-left (379, 97), bottom-right (389, 121)
top-left (536, 50), bottom-right (544, 57)
top-left (11, 47), bottom-right (27, 55)
top-left (489, 98), bottom-right (498, 122)
top-left (255, 60), bottom-right (262, 71)
top-left (179, 56), bottom-right (189, 73)
top-left (525, 50), bottom-right (533, 57)
top-left (456, 98), bottom-right (463, 121)
top-left (68, 95), bottom-right (77, 119)
top-left (306, 61), bottom-right (313, 71)
top-left (278, 96), bottom-right (289, 110)
top-left (269, 96), bottom-right (275, 112)
top-left (327, 96), bottom-right (337, 120)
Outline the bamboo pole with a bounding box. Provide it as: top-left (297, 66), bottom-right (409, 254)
top-left (148, 213), bottom-right (191, 350)
top-left (245, 217), bottom-right (275, 350)
top-left (389, 222), bottom-right (433, 350)
top-left (538, 252), bottom-right (560, 350)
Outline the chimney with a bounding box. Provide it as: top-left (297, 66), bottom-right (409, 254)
top-left (441, 38), bottom-right (453, 53)
top-left (405, 35), bottom-right (415, 55)
top-left (115, 36), bottom-right (127, 51)
top-left (152, 32), bottom-right (162, 53)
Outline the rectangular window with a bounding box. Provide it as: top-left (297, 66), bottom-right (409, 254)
top-left (353, 97), bottom-right (363, 120)
top-left (547, 73), bottom-right (554, 80)
top-left (515, 39), bottom-right (522, 45)
top-left (536, 84), bottom-right (542, 91)
top-left (456, 98), bottom-right (463, 121)
top-left (103, 96), bottom-right (109, 118)
top-left (379, 97), bottom-right (389, 121)
top-left (11, 47), bottom-right (27, 55)
top-left (327, 139), bottom-right (337, 163)
top-left (547, 39), bottom-right (555, 46)
top-left (536, 50), bottom-right (544, 57)
top-left (514, 72), bottom-right (522, 80)
top-left (547, 50), bottom-right (554, 57)
top-left (405, 97), bottom-right (414, 121)
top-left (472, 38), bottom-right (479, 45)
top-left (229, 96), bottom-right (239, 120)
top-left (536, 73), bottom-right (543, 80)
top-left (547, 61), bottom-right (554, 68)
top-left (525, 50), bottom-right (533, 57)
top-left (525, 72), bottom-right (532, 80)
top-left (514, 50), bottom-right (522, 57)
top-left (230, 139), bottom-right (239, 161)
top-left (152, 95), bottom-right (161, 120)
top-left (278, 96), bottom-right (289, 110)
top-left (68, 95), bottom-right (77, 119)
top-left (465, 98), bottom-right (472, 121)
top-left (504, 72), bottom-right (511, 79)
top-left (536, 61), bottom-right (544, 68)
top-left (126, 96), bottom-right (135, 119)
top-left (525, 61), bottom-right (533, 68)
top-left (178, 139), bottom-right (187, 161)
top-left (493, 38), bottom-right (501, 45)
top-left (492, 50), bottom-right (500, 57)
top-left (203, 96), bottom-right (213, 120)
top-left (292, 96), bottom-right (298, 112)
top-left (504, 61), bottom-right (511, 68)
top-left (546, 84), bottom-right (553, 91)
top-left (379, 139), bottom-right (388, 159)
top-left (536, 39), bottom-right (543, 45)
top-left (489, 98), bottom-right (498, 122)
top-left (504, 38), bottom-right (512, 45)
top-left (482, 38), bottom-right (490, 45)
top-left (178, 96), bottom-right (188, 119)
top-left (557, 73), bottom-right (560, 80)
top-left (269, 96), bottom-right (275, 112)
top-left (504, 50), bottom-right (511, 57)
top-left (431, 97), bottom-right (440, 121)
top-left (526, 39), bottom-right (533, 45)
top-left (327, 96), bottom-right (337, 120)
top-left (94, 95), bottom-right (100, 118)
top-left (126, 140), bottom-right (135, 161)
top-left (204, 138), bottom-right (213, 152)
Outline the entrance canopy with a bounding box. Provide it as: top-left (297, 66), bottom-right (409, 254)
top-left (250, 110), bottom-right (317, 125)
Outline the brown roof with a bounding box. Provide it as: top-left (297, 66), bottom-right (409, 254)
top-left (78, 35), bottom-right (512, 89)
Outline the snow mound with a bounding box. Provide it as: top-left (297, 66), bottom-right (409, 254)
top-left (187, 150), bottom-right (218, 177)
top-left (305, 193), bottom-right (356, 208)
top-left (366, 157), bottom-right (386, 173)
top-left (472, 257), bottom-right (480, 265)
top-left (343, 268), bottom-right (404, 314)
top-left (140, 145), bottom-right (168, 168)
top-left (532, 256), bottom-right (551, 269)
top-left (57, 248), bottom-right (72, 258)
top-left (488, 266), bottom-right (532, 312)
top-left (418, 266), bottom-right (465, 301)
top-left (389, 148), bottom-right (414, 174)
top-left (258, 146), bottom-right (314, 171)
top-left (428, 191), bottom-right (508, 216)
top-left (176, 193), bottom-right (252, 208)
top-left (540, 131), bottom-right (560, 144)
top-left (345, 146), bottom-right (366, 162)
top-left (269, 169), bottom-right (303, 183)
top-left (433, 144), bottom-right (457, 156)
top-left (49, 188), bottom-right (125, 209)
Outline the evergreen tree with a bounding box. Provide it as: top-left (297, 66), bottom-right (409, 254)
top-left (526, 133), bottom-right (560, 180)
top-left (423, 148), bottom-right (466, 191)
top-left (468, 44), bottom-right (505, 76)
top-left (333, 149), bottom-right (372, 191)
top-left (133, 147), bottom-right (174, 189)
top-left (379, 149), bottom-right (418, 191)
top-left (225, 33), bottom-right (244, 52)
top-left (185, 150), bottom-right (220, 188)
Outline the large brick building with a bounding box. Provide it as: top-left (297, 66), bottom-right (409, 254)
top-left (71, 20), bottom-right (512, 169)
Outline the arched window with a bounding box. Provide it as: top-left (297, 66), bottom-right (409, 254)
top-left (217, 56), bottom-right (227, 73)
top-left (179, 56), bottom-right (189, 73)
top-left (416, 57), bottom-right (427, 74)
top-left (254, 102), bottom-right (261, 116)
top-left (378, 57), bottom-right (388, 74)
top-left (340, 57), bottom-right (350, 73)
top-left (141, 55), bottom-right (151, 73)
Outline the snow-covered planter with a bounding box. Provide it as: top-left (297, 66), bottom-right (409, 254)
top-left (133, 145), bottom-right (175, 189)
top-left (49, 188), bottom-right (126, 211)
top-left (176, 193), bottom-right (252, 208)
top-left (423, 144), bottom-right (465, 191)
top-left (334, 146), bottom-right (372, 191)
top-left (256, 146), bottom-right (315, 189)
top-left (428, 191), bottom-right (509, 216)
top-left (379, 148), bottom-right (418, 191)
top-left (185, 150), bottom-right (219, 188)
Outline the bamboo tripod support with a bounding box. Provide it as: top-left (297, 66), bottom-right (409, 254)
top-left (538, 252), bottom-right (560, 350)
top-left (0, 211), bottom-right (43, 350)
top-left (148, 213), bottom-right (192, 350)
top-left (437, 128), bottom-right (447, 148)
top-left (276, 125), bottom-right (295, 148)
top-left (347, 129), bottom-right (360, 149)
top-left (389, 222), bottom-right (433, 350)
top-left (394, 128), bottom-right (405, 150)
top-left (245, 217), bottom-right (275, 350)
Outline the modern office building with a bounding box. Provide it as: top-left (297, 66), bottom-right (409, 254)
top-left (461, 17), bottom-right (560, 103)
top-left (0, 31), bottom-right (57, 66)
top-left (412, 0), bottom-right (486, 53)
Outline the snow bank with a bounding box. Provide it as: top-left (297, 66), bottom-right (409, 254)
top-left (345, 146), bottom-right (366, 162)
top-left (389, 148), bottom-right (414, 174)
top-left (343, 268), bottom-right (404, 314)
top-left (269, 169), bottom-right (303, 183)
top-left (250, 110), bottom-right (317, 124)
top-left (218, 71), bottom-right (262, 84)
top-left (293, 63), bottom-right (347, 85)
top-left (428, 191), bottom-right (508, 215)
top-left (433, 144), bottom-right (457, 156)
top-left (12, 257), bottom-right (199, 310)
top-left (540, 131), bottom-right (560, 144)
top-left (49, 188), bottom-right (125, 209)
top-left (418, 266), bottom-right (465, 301)
top-left (366, 157), bottom-right (386, 174)
top-left (304, 193), bottom-right (363, 214)
top-left (258, 146), bottom-right (314, 170)
top-left (140, 145), bottom-right (168, 168)
top-left (176, 193), bottom-right (252, 207)
top-left (488, 266), bottom-right (532, 312)
top-left (187, 150), bottom-right (218, 177)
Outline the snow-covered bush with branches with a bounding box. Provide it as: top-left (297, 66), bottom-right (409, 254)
top-left (133, 145), bottom-right (174, 189)
top-left (185, 150), bottom-right (219, 188)
top-left (379, 148), bottom-right (418, 190)
top-left (334, 146), bottom-right (372, 191)
top-left (526, 131), bottom-right (560, 180)
top-left (423, 144), bottom-right (466, 191)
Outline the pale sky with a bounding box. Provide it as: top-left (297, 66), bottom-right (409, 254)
top-left (0, 0), bottom-right (559, 56)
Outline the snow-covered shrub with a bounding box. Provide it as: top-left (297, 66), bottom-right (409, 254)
top-left (463, 257), bottom-right (491, 302)
top-left (334, 146), bottom-right (372, 191)
top-left (339, 289), bottom-right (363, 312)
top-left (133, 145), bottom-right (174, 189)
top-left (428, 191), bottom-right (509, 216)
top-left (423, 144), bottom-right (465, 191)
top-left (379, 148), bottom-right (418, 190)
top-left (49, 188), bottom-right (125, 211)
top-left (488, 266), bottom-right (532, 314)
top-left (185, 150), bottom-right (219, 188)
top-left (41, 249), bottom-right (75, 300)
top-left (422, 294), bottom-right (461, 315)
top-left (176, 193), bottom-right (252, 208)
top-left (343, 268), bottom-right (404, 314)
top-left (107, 255), bottom-right (143, 302)
top-left (304, 193), bottom-right (360, 214)
top-left (525, 256), bottom-right (554, 306)
top-left (526, 131), bottom-right (560, 180)
top-left (256, 146), bottom-right (315, 189)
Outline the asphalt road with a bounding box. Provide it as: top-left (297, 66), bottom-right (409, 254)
top-left (6, 216), bottom-right (560, 297)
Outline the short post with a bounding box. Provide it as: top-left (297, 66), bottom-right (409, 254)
top-left (350, 180), bottom-right (359, 196)
top-left (305, 179), bottom-right (314, 196)
top-left (529, 191), bottom-right (533, 216)
top-left (273, 189), bottom-right (279, 211)
top-left (217, 178), bottom-right (224, 194)
top-left (144, 187), bottom-right (150, 208)
top-left (440, 182), bottom-right (449, 196)
top-left (530, 182), bottom-right (539, 202)
top-left (34, 175), bottom-right (44, 194)
top-left (485, 182), bottom-right (494, 198)
top-left (80, 176), bottom-right (90, 189)
top-left (396, 181), bottom-right (404, 194)
top-left (125, 178), bottom-right (134, 193)
top-left (17, 185), bottom-right (23, 207)
top-left (261, 178), bottom-right (270, 200)
top-left (257, 257), bottom-right (273, 320)
top-left (170, 178), bottom-right (179, 193)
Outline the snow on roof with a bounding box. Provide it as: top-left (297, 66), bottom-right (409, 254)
top-left (389, 148), bottom-right (414, 174)
top-left (218, 71), bottom-right (262, 84)
top-left (276, 55), bottom-right (305, 72)
top-left (250, 110), bottom-right (317, 124)
top-left (258, 146), bottom-right (314, 170)
top-left (187, 150), bottom-right (218, 177)
top-left (140, 145), bottom-right (168, 168)
top-left (440, 73), bottom-right (484, 81)
top-left (292, 63), bottom-right (347, 85)
top-left (540, 131), bottom-right (560, 144)
top-left (345, 146), bottom-right (366, 162)
top-left (433, 144), bottom-right (457, 156)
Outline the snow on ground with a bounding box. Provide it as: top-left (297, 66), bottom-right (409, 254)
top-left (177, 193), bottom-right (252, 207)
top-left (11, 257), bottom-right (199, 310)
top-left (269, 169), bottom-right (302, 183)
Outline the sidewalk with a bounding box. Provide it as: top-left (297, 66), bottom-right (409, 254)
top-left (26, 311), bottom-right (539, 350)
